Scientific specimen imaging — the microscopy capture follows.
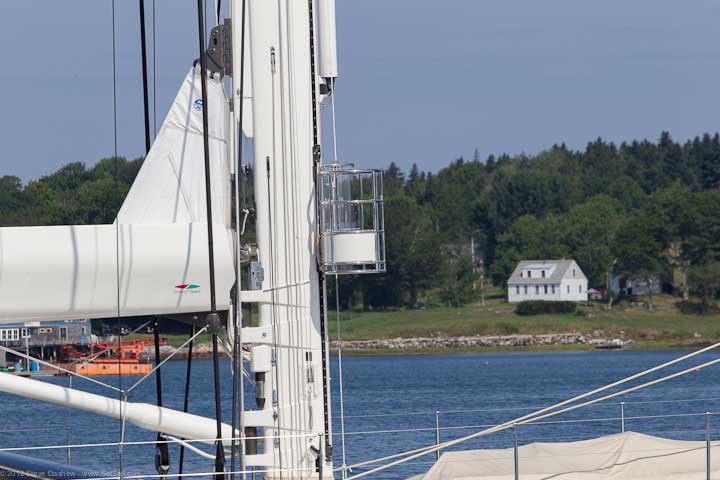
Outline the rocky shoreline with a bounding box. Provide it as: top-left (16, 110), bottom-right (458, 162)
top-left (143, 332), bottom-right (632, 359)
top-left (330, 332), bottom-right (632, 350)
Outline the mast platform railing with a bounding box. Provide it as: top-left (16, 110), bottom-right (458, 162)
top-left (319, 164), bottom-right (386, 275)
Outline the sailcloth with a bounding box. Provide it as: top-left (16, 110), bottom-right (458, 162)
top-left (118, 66), bottom-right (231, 226)
top-left (419, 431), bottom-right (720, 480)
top-left (0, 67), bottom-right (235, 324)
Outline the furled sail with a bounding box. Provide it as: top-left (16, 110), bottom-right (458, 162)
top-left (118, 66), bottom-right (231, 226)
top-left (0, 67), bottom-right (234, 324)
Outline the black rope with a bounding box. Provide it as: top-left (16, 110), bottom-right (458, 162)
top-left (196, 0), bottom-right (225, 475)
top-left (216, 0), bottom-right (222, 25)
top-left (152, 0), bottom-right (157, 137)
top-left (139, 0), bottom-right (152, 154)
top-left (196, 1), bottom-right (218, 315)
top-left (211, 332), bottom-right (226, 475)
top-left (307, 0), bottom-right (333, 463)
top-left (177, 326), bottom-right (195, 480)
top-left (139, 1), bottom-right (169, 471)
top-left (152, 319), bottom-right (163, 406)
top-left (230, 2), bottom-right (247, 478)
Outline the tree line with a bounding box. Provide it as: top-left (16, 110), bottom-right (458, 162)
top-left (2, 131), bottom-right (720, 310)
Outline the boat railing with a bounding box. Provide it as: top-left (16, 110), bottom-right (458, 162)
top-left (325, 395), bottom-right (720, 477)
top-left (4, 396), bottom-right (720, 479)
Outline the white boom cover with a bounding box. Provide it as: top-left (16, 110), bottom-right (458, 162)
top-left (0, 67), bottom-right (234, 324)
top-left (420, 431), bottom-right (720, 480)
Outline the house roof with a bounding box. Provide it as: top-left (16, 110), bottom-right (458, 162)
top-left (507, 259), bottom-right (587, 285)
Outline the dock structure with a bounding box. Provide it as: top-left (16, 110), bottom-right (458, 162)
top-left (0, 321), bottom-right (159, 377)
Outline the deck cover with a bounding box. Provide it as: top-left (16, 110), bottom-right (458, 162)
top-left (421, 431), bottom-right (719, 479)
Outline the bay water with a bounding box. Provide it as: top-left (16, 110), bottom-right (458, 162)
top-left (3, 351), bottom-right (720, 479)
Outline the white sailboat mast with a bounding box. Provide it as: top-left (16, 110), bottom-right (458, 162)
top-left (231, 0), bottom-right (338, 476)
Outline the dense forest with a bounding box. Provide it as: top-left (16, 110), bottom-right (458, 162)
top-left (2, 131), bottom-right (720, 310)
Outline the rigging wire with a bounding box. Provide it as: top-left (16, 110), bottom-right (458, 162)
top-left (346, 355), bottom-right (720, 480)
top-left (152, 0), bottom-right (157, 137)
top-left (342, 343), bottom-right (720, 478)
top-left (328, 77), bottom-right (349, 478)
top-left (334, 276), bottom-right (348, 479)
top-left (268, 44), bottom-right (286, 476)
top-left (138, 1), bottom-right (168, 472)
top-left (138, 0), bottom-right (152, 153)
top-left (177, 325), bottom-right (196, 480)
top-left (0, 346), bottom-right (122, 393)
top-left (125, 327), bottom-right (207, 395)
top-left (305, 0), bottom-right (333, 465)
top-left (230, 1), bottom-right (248, 478)
top-left (109, 1), bottom-right (125, 478)
top-left (274, 1), bottom-right (305, 469)
top-left (194, 0), bottom-right (226, 475)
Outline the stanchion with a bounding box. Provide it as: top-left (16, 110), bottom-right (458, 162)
top-left (514, 423), bottom-right (519, 480)
top-left (435, 411), bottom-right (441, 461)
top-left (707, 412), bottom-right (711, 480)
top-left (620, 401), bottom-right (625, 433)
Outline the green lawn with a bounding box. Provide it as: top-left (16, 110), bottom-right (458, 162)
top-left (137, 293), bottom-right (720, 351)
top-left (328, 294), bottom-right (720, 346)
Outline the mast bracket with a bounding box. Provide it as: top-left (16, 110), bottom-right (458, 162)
top-left (205, 19), bottom-right (233, 77)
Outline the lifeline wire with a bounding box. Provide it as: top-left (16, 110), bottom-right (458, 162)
top-left (342, 342), bottom-right (720, 477)
top-left (125, 326), bottom-right (207, 395)
top-left (0, 346), bottom-right (121, 392)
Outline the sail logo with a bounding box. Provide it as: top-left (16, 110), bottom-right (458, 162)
top-left (175, 284), bottom-right (200, 294)
top-left (192, 99), bottom-right (203, 111)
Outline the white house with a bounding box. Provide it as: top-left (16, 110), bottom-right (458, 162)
top-left (507, 259), bottom-right (588, 303)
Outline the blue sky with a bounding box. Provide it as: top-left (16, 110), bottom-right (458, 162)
top-left (2, 0), bottom-right (720, 183)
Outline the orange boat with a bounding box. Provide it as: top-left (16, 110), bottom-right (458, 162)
top-left (59, 337), bottom-right (166, 376)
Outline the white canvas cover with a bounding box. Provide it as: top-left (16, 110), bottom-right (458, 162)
top-left (420, 432), bottom-right (720, 480)
top-left (117, 66), bottom-right (231, 226)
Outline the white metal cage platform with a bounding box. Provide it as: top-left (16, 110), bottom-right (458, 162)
top-left (319, 164), bottom-right (386, 275)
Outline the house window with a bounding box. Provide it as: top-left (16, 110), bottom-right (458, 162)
top-left (552, 285), bottom-right (556, 294)
top-left (542, 270), bottom-right (546, 278)
top-left (567, 285), bottom-right (570, 293)
top-left (81, 327), bottom-right (87, 336)
top-left (21, 328), bottom-right (29, 338)
top-left (579, 285), bottom-right (582, 293)
top-left (524, 286), bottom-right (528, 294)
top-left (535, 285), bottom-right (539, 294)
top-left (528, 270), bottom-right (532, 278)
top-left (520, 271), bottom-right (523, 278)
top-left (59, 327), bottom-right (68, 341)
top-left (544, 285), bottom-right (548, 294)
top-left (0, 329), bottom-right (19, 342)
top-left (573, 269), bottom-right (576, 277)
top-left (516, 286), bottom-right (520, 295)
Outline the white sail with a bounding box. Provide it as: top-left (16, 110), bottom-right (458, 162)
top-left (0, 68), bottom-right (235, 324)
top-left (117, 66), bottom-right (231, 226)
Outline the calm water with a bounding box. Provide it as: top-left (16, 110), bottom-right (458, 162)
top-left (3, 351), bottom-right (720, 479)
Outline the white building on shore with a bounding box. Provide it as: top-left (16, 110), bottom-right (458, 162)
top-left (507, 259), bottom-right (588, 303)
